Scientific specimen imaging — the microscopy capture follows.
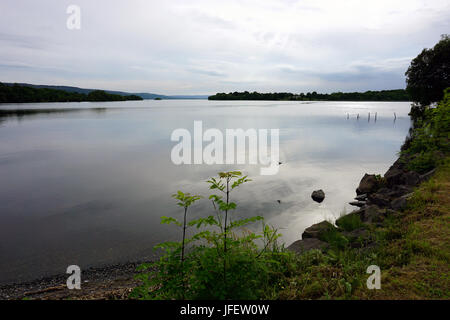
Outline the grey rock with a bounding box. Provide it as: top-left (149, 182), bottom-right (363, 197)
top-left (343, 228), bottom-right (368, 239)
top-left (302, 221), bottom-right (334, 239)
top-left (403, 171), bottom-right (420, 186)
top-left (311, 189), bottom-right (325, 203)
top-left (356, 174), bottom-right (379, 195)
top-left (287, 238), bottom-right (328, 254)
top-left (354, 194), bottom-right (367, 201)
top-left (349, 201), bottom-right (366, 207)
top-left (390, 185), bottom-right (413, 197)
top-left (391, 193), bottom-right (413, 211)
top-left (384, 167), bottom-right (404, 188)
top-left (368, 192), bottom-right (391, 207)
top-left (419, 169), bottom-right (436, 182)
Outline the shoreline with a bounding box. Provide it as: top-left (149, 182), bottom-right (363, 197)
top-left (0, 261), bottom-right (146, 300)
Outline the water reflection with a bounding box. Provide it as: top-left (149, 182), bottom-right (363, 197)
top-left (0, 100), bottom-right (411, 284)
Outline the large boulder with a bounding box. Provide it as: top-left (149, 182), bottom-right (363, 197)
top-left (384, 167), bottom-right (404, 188)
top-left (391, 193), bottom-right (414, 211)
top-left (390, 185), bottom-right (413, 197)
top-left (403, 171), bottom-right (420, 186)
top-left (368, 192), bottom-right (391, 207)
top-left (287, 238), bottom-right (328, 254)
top-left (356, 174), bottom-right (379, 195)
top-left (311, 189), bottom-right (325, 203)
top-left (302, 221), bottom-right (334, 239)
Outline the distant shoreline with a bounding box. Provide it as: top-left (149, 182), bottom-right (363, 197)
top-left (208, 89), bottom-right (411, 101)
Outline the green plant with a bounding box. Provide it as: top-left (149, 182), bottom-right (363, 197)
top-left (131, 171), bottom-right (297, 300)
top-left (319, 228), bottom-right (349, 250)
top-left (401, 87), bottom-right (450, 173)
top-left (336, 212), bottom-right (364, 232)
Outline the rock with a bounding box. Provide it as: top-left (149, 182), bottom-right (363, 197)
top-left (384, 158), bottom-right (406, 178)
top-left (360, 205), bottom-right (384, 223)
top-left (311, 189), bottom-right (325, 203)
top-left (419, 169), bottom-right (436, 182)
top-left (349, 201), bottom-right (366, 207)
top-left (390, 185), bottom-right (413, 197)
top-left (384, 167), bottom-right (404, 188)
top-left (354, 194), bottom-right (367, 201)
top-left (368, 192), bottom-right (391, 207)
top-left (343, 228), bottom-right (368, 239)
top-left (302, 221), bottom-right (334, 239)
top-left (391, 193), bottom-right (413, 211)
top-left (287, 238), bottom-right (328, 254)
top-left (356, 174), bottom-right (379, 195)
top-left (403, 171), bottom-right (420, 186)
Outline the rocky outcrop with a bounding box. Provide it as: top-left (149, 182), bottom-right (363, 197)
top-left (356, 174), bottom-right (379, 195)
top-left (289, 142), bottom-right (437, 255)
top-left (311, 190), bottom-right (325, 203)
top-left (391, 193), bottom-right (414, 211)
top-left (287, 221), bottom-right (333, 254)
top-left (349, 201), bottom-right (366, 207)
top-left (302, 221), bottom-right (334, 239)
top-left (287, 238), bottom-right (328, 253)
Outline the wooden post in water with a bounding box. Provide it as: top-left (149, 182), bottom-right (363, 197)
top-left (375, 112), bottom-right (377, 122)
top-left (368, 112), bottom-right (371, 122)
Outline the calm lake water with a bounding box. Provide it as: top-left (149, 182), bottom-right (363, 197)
top-left (0, 100), bottom-right (411, 284)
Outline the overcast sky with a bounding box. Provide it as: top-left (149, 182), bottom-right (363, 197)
top-left (0, 0), bottom-right (448, 94)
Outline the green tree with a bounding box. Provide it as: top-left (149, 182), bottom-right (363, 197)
top-left (405, 34), bottom-right (450, 106)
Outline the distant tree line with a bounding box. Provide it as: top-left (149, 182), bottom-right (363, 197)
top-left (208, 89), bottom-right (410, 101)
top-left (0, 83), bottom-right (143, 103)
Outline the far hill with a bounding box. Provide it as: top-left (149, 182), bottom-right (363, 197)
top-left (0, 83), bottom-right (143, 103)
top-left (1, 83), bottom-right (209, 100)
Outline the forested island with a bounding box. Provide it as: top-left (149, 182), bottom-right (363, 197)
top-left (0, 83), bottom-right (143, 103)
top-left (208, 89), bottom-right (410, 101)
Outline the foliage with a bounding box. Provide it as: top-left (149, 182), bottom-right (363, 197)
top-left (405, 34), bottom-right (450, 106)
top-left (318, 227), bottom-right (349, 250)
top-left (131, 171), bottom-right (297, 300)
top-left (0, 83), bottom-right (143, 103)
top-left (401, 88), bottom-right (450, 173)
top-left (336, 212), bottom-right (364, 232)
top-left (208, 89), bottom-right (410, 101)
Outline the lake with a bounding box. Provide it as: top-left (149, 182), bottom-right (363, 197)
top-left (0, 100), bottom-right (412, 284)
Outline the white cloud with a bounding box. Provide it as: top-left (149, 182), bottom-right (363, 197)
top-left (0, 0), bottom-right (448, 94)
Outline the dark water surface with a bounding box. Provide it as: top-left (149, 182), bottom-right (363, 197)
top-left (0, 100), bottom-right (411, 284)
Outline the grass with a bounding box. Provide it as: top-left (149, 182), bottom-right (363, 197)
top-left (275, 158), bottom-right (450, 300)
top-left (336, 211), bottom-right (365, 232)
